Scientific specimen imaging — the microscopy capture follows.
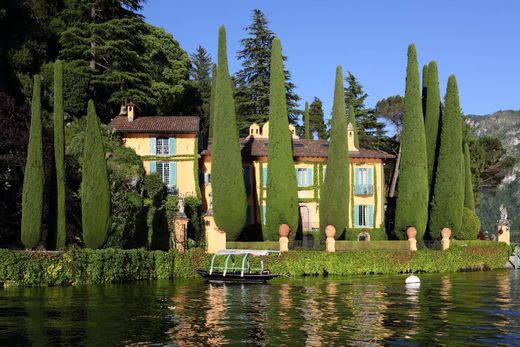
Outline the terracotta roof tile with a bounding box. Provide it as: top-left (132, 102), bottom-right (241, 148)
top-left (108, 115), bottom-right (199, 133)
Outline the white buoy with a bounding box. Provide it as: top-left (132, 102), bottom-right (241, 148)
top-left (405, 274), bottom-right (420, 284)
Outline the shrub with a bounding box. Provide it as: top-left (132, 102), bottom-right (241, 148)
top-left (456, 207), bottom-right (481, 240)
top-left (344, 227), bottom-right (388, 241)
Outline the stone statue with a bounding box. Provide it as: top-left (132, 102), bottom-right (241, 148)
top-left (178, 196), bottom-right (186, 216)
top-left (500, 204), bottom-right (508, 221)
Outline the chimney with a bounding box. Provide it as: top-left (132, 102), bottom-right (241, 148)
top-left (347, 122), bottom-right (358, 151)
top-left (127, 102), bottom-right (135, 122)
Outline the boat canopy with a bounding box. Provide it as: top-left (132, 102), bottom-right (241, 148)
top-left (210, 249), bottom-right (280, 277)
top-left (215, 249), bottom-right (279, 257)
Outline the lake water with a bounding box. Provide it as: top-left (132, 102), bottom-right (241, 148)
top-left (0, 271), bottom-right (519, 346)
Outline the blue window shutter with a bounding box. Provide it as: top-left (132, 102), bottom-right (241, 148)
top-left (204, 173), bottom-right (209, 184)
top-left (355, 168), bottom-right (360, 186)
top-left (368, 205), bottom-right (374, 227)
top-left (323, 166), bottom-right (327, 180)
top-left (307, 168), bottom-right (313, 186)
top-left (354, 205), bottom-right (359, 227)
top-left (168, 137), bottom-right (176, 155)
top-left (262, 167), bottom-right (267, 186)
top-left (169, 161), bottom-right (177, 188)
top-left (150, 161), bottom-right (157, 173)
top-left (367, 167), bottom-right (373, 194)
top-left (149, 137), bottom-right (157, 155)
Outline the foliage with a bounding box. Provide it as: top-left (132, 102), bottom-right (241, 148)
top-left (234, 9), bottom-right (300, 135)
top-left (190, 45), bottom-right (213, 143)
top-left (429, 76), bottom-right (464, 239)
top-left (336, 240), bottom-right (406, 251)
top-left (265, 38), bottom-right (299, 240)
top-left (308, 97), bottom-right (328, 139)
top-left (81, 101), bottom-right (111, 249)
top-left (375, 95), bottom-right (404, 135)
top-left (344, 228), bottom-right (388, 241)
top-left (211, 26), bottom-right (247, 240)
top-left (320, 66), bottom-right (350, 238)
top-left (424, 61), bottom-right (441, 193)
top-left (395, 45), bottom-right (429, 239)
top-left (21, 75), bottom-right (44, 249)
top-left (208, 64), bottom-right (217, 140)
top-left (303, 101), bottom-right (310, 139)
top-left (53, 60), bottom-right (66, 250)
top-left (143, 174), bottom-right (166, 206)
top-left (463, 143), bottom-right (476, 211)
top-left (457, 208), bottom-right (481, 240)
top-left (226, 241), bottom-right (280, 250)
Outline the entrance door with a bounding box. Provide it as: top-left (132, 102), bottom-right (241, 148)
top-left (300, 205), bottom-right (311, 231)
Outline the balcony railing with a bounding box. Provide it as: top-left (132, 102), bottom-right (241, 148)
top-left (354, 184), bottom-right (373, 195)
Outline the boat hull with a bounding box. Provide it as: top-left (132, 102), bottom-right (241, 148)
top-left (196, 270), bottom-right (278, 283)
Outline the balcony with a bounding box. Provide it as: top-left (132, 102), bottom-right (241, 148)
top-left (354, 184), bottom-right (373, 196)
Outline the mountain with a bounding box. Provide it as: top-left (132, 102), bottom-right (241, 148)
top-left (466, 110), bottom-right (520, 242)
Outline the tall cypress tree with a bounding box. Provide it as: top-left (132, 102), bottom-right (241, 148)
top-left (422, 64), bottom-right (428, 116)
top-left (463, 143), bottom-right (475, 211)
top-left (308, 97), bottom-right (327, 139)
top-left (429, 76), bottom-right (464, 238)
top-left (424, 61), bottom-right (441, 193)
top-left (320, 66), bottom-right (350, 238)
top-left (394, 44), bottom-right (428, 239)
top-left (265, 38), bottom-right (299, 241)
top-left (54, 60), bottom-right (66, 250)
top-left (21, 75), bottom-right (44, 249)
top-left (303, 101), bottom-right (310, 139)
top-left (82, 100), bottom-right (110, 249)
top-left (347, 104), bottom-right (359, 147)
top-left (212, 26), bottom-right (247, 240)
top-left (208, 64), bottom-right (217, 140)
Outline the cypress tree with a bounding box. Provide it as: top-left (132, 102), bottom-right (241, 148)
top-left (21, 75), bottom-right (44, 249)
top-left (82, 100), bottom-right (110, 249)
top-left (319, 66), bottom-right (350, 238)
top-left (425, 61), bottom-right (441, 193)
top-left (463, 143), bottom-right (476, 211)
top-left (347, 104), bottom-right (359, 147)
top-left (265, 38), bottom-right (299, 240)
top-left (208, 64), bottom-right (217, 139)
top-left (212, 26), bottom-right (247, 240)
top-left (54, 60), bottom-right (66, 250)
top-left (422, 64), bottom-right (428, 116)
top-left (303, 101), bottom-right (310, 139)
top-left (394, 44), bottom-right (428, 239)
top-left (429, 76), bottom-right (464, 238)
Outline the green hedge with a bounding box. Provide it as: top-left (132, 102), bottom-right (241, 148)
top-left (344, 227), bottom-right (388, 241)
top-left (336, 240), bottom-right (408, 251)
top-left (227, 241), bottom-right (280, 250)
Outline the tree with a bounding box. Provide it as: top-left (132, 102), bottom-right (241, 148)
top-left (472, 136), bottom-right (516, 192)
top-left (347, 104), bottom-right (359, 147)
top-left (308, 97), bottom-right (327, 139)
top-left (82, 100), bottom-right (110, 249)
top-left (303, 101), bottom-right (310, 139)
top-left (320, 66), bottom-right (350, 238)
top-left (234, 9), bottom-right (300, 135)
top-left (344, 72), bottom-right (386, 149)
top-left (463, 143), bottom-right (476, 211)
top-left (422, 64), bottom-right (428, 116)
top-left (429, 75), bottom-right (464, 238)
top-left (211, 26), bottom-right (247, 240)
top-left (21, 75), bottom-right (44, 249)
top-left (394, 44), bottom-right (428, 239)
top-left (424, 61), bottom-right (441, 194)
top-left (208, 64), bottom-right (217, 140)
top-left (53, 60), bottom-right (66, 249)
top-left (264, 38), bottom-right (299, 241)
top-left (190, 45), bottom-right (213, 142)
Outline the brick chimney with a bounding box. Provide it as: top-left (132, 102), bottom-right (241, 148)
top-left (127, 102), bottom-right (136, 122)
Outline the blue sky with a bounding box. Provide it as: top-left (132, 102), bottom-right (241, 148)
top-left (142, 0), bottom-right (519, 120)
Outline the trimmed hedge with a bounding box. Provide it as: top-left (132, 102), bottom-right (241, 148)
top-left (344, 227), bottom-right (388, 241)
top-left (336, 240), bottom-right (407, 251)
top-left (227, 241), bottom-right (280, 250)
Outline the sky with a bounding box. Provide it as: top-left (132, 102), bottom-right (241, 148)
top-left (141, 0), bottom-right (520, 121)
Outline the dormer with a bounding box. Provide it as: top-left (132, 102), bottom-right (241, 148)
top-left (127, 102), bottom-right (136, 122)
top-left (288, 124), bottom-right (298, 139)
top-left (261, 121), bottom-right (270, 138)
top-left (249, 123), bottom-right (261, 137)
top-left (347, 122), bottom-right (358, 151)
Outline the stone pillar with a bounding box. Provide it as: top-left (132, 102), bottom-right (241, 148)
top-left (203, 214), bottom-right (226, 254)
top-left (325, 225), bottom-right (336, 252)
top-left (279, 224), bottom-right (290, 253)
top-left (172, 215), bottom-right (189, 252)
top-left (497, 223), bottom-right (510, 245)
top-left (441, 227), bottom-right (451, 250)
top-left (406, 227), bottom-right (417, 251)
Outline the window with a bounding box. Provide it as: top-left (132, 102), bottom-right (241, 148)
top-left (156, 138), bottom-right (169, 155)
top-left (157, 162), bottom-right (170, 186)
top-left (354, 204), bottom-right (374, 227)
top-left (358, 205), bottom-right (367, 227)
top-left (296, 168), bottom-right (312, 187)
top-left (354, 167), bottom-right (373, 195)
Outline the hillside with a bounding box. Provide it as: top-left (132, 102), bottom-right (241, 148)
top-left (466, 110), bottom-right (520, 242)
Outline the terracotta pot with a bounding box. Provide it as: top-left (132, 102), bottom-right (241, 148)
top-left (325, 225), bottom-right (336, 238)
top-left (406, 226), bottom-right (417, 239)
top-left (278, 224), bottom-right (290, 238)
top-left (441, 227), bottom-right (452, 239)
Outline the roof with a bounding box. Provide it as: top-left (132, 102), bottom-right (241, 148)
top-left (201, 137), bottom-right (395, 160)
top-left (108, 115), bottom-right (200, 134)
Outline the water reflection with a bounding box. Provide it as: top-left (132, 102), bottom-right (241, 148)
top-left (0, 271), bottom-right (519, 345)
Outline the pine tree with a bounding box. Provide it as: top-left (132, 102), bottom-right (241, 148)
top-left (344, 72), bottom-right (386, 149)
top-left (82, 100), bottom-right (110, 249)
top-left (21, 75), bottom-right (44, 249)
top-left (212, 26), bottom-right (247, 240)
top-left (54, 60), bottom-right (66, 250)
top-left (464, 143), bottom-right (476, 211)
top-left (265, 38), bottom-right (299, 241)
top-left (190, 46), bottom-right (213, 143)
top-left (308, 97), bottom-right (327, 139)
top-left (347, 104), bottom-right (359, 147)
top-left (320, 66), bottom-right (350, 238)
top-left (424, 61), bottom-right (441, 194)
top-left (394, 44), bottom-right (428, 239)
top-left (234, 9), bottom-right (300, 135)
top-left (208, 64), bottom-right (217, 140)
top-left (303, 101), bottom-right (310, 139)
top-left (429, 75), bottom-right (464, 238)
